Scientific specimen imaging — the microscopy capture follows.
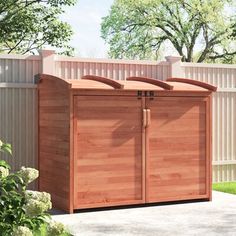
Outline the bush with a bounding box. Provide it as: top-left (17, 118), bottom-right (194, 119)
top-left (0, 140), bottom-right (71, 236)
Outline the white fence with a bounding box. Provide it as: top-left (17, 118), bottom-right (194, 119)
top-left (183, 63), bottom-right (236, 182)
top-left (54, 57), bottom-right (171, 80)
top-left (0, 50), bottom-right (235, 182)
top-left (0, 55), bottom-right (40, 173)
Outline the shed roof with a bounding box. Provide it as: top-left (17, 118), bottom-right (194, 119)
top-left (36, 74), bottom-right (217, 92)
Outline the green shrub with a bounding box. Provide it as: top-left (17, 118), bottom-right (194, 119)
top-left (0, 140), bottom-right (71, 236)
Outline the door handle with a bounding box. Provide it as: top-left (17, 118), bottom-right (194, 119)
top-left (143, 109), bottom-right (147, 128)
top-left (146, 109), bottom-right (151, 127)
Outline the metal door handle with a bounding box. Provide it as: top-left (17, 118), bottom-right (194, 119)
top-left (143, 109), bottom-right (147, 128)
top-left (146, 109), bottom-right (151, 127)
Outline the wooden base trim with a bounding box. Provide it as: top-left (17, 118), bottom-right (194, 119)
top-left (74, 199), bottom-right (145, 210)
top-left (147, 194), bottom-right (210, 203)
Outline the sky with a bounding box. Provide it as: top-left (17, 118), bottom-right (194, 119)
top-left (60, 0), bottom-right (114, 58)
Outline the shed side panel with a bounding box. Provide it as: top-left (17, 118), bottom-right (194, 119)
top-left (38, 79), bottom-right (70, 211)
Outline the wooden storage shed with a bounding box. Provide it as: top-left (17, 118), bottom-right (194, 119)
top-left (36, 74), bottom-right (217, 213)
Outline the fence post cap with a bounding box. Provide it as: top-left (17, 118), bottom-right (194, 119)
top-left (165, 55), bottom-right (182, 63)
top-left (38, 49), bottom-right (55, 57)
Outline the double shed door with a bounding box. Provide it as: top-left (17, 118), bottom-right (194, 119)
top-left (73, 95), bottom-right (145, 208)
top-left (146, 96), bottom-right (210, 202)
top-left (73, 94), bottom-right (210, 209)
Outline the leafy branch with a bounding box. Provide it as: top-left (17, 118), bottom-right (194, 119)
top-left (101, 0), bottom-right (236, 63)
top-left (0, 0), bottom-right (76, 55)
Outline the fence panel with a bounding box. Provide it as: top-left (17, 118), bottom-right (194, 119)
top-left (55, 56), bottom-right (170, 81)
top-left (0, 55), bottom-right (40, 174)
top-left (183, 63), bottom-right (236, 182)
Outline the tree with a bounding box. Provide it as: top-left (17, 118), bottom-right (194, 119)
top-left (101, 0), bottom-right (236, 62)
top-left (0, 0), bottom-right (76, 55)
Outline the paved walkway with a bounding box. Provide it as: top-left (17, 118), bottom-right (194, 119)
top-left (52, 191), bottom-right (236, 236)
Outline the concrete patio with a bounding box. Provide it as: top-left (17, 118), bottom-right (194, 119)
top-left (52, 191), bottom-right (236, 236)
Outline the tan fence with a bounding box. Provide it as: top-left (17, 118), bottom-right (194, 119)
top-left (182, 63), bottom-right (236, 182)
top-left (0, 50), bottom-right (235, 182)
top-left (0, 54), bottom-right (40, 173)
top-left (54, 57), bottom-right (171, 80)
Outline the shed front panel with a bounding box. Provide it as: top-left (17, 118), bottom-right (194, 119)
top-left (146, 97), bottom-right (208, 202)
top-left (73, 95), bottom-right (144, 208)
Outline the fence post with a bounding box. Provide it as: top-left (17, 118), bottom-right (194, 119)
top-left (165, 56), bottom-right (184, 78)
top-left (39, 49), bottom-right (55, 75)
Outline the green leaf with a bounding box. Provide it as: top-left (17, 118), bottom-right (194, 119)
top-left (0, 160), bottom-right (11, 169)
top-left (0, 143), bottom-right (12, 155)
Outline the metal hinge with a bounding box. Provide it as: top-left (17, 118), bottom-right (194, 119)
top-left (145, 91), bottom-right (155, 100)
top-left (137, 91), bottom-right (155, 99)
top-left (137, 91), bottom-right (142, 99)
top-left (149, 91), bottom-right (154, 100)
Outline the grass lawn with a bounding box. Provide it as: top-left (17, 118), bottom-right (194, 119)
top-left (213, 182), bottom-right (236, 195)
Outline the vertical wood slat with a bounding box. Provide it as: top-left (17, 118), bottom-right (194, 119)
top-left (183, 63), bottom-right (236, 182)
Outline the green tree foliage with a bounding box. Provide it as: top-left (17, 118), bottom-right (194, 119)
top-left (101, 0), bottom-right (236, 62)
top-left (0, 0), bottom-right (77, 55)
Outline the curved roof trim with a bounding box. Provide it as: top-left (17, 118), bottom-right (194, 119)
top-left (82, 75), bottom-right (124, 89)
top-left (127, 76), bottom-right (174, 90)
top-left (166, 77), bottom-right (217, 92)
top-left (34, 74), bottom-right (70, 87)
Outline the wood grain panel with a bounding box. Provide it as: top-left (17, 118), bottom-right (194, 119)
top-left (74, 96), bottom-right (144, 208)
top-left (146, 97), bottom-right (208, 202)
top-left (38, 79), bottom-right (71, 212)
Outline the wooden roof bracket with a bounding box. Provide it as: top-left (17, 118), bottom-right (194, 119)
top-left (166, 77), bottom-right (217, 92)
top-left (126, 76), bottom-right (174, 90)
top-left (34, 73), bottom-right (71, 88)
top-left (82, 75), bottom-right (124, 89)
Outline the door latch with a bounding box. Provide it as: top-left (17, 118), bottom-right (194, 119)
top-left (149, 91), bottom-right (154, 100)
top-left (137, 91), bottom-right (142, 99)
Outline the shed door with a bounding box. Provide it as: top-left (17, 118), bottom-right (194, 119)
top-left (73, 96), bottom-right (144, 208)
top-left (146, 97), bottom-right (209, 202)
